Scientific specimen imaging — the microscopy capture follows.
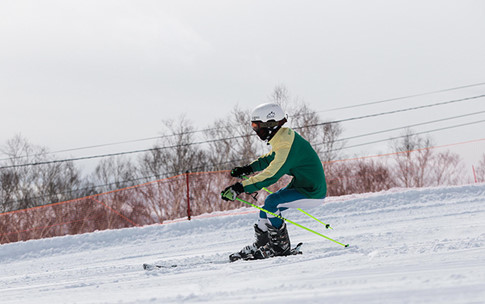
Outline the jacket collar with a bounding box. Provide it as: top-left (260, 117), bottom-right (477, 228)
top-left (268, 127), bottom-right (286, 146)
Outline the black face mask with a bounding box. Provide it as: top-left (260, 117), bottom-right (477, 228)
top-left (251, 118), bottom-right (287, 142)
top-left (255, 127), bottom-right (283, 142)
top-left (255, 127), bottom-right (270, 141)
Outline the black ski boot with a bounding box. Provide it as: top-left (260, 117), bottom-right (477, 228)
top-left (253, 222), bottom-right (291, 259)
top-left (229, 224), bottom-right (269, 262)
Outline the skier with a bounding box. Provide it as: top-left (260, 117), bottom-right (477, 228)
top-left (221, 103), bottom-right (327, 260)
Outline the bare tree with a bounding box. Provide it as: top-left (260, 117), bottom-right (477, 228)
top-left (0, 169), bottom-right (18, 212)
top-left (35, 161), bottom-right (84, 206)
top-left (325, 158), bottom-right (394, 196)
top-left (138, 147), bottom-right (165, 181)
top-left (289, 103), bottom-right (321, 145)
top-left (92, 156), bottom-right (138, 192)
top-left (429, 151), bottom-right (465, 186)
top-left (0, 135), bottom-right (85, 212)
top-left (325, 161), bottom-right (353, 196)
top-left (204, 117), bottom-right (236, 170)
top-left (391, 129), bottom-right (466, 187)
top-left (354, 159), bottom-right (395, 193)
top-left (268, 85), bottom-right (345, 164)
top-left (319, 122), bottom-right (345, 165)
top-left (291, 108), bottom-right (345, 169)
top-left (475, 154), bottom-right (485, 183)
top-left (1, 135), bottom-right (43, 210)
top-left (205, 105), bottom-right (261, 170)
top-left (391, 129), bottom-right (434, 187)
top-left (269, 84), bottom-right (291, 108)
top-left (90, 156), bottom-right (141, 228)
top-left (139, 115), bottom-right (208, 179)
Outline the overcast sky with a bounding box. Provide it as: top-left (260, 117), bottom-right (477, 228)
top-left (1, 0), bottom-right (485, 176)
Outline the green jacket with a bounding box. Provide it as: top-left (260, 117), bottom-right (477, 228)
top-left (242, 127), bottom-right (327, 199)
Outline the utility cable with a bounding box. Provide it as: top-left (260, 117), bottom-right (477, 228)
top-left (329, 109), bottom-right (485, 144)
top-left (307, 94), bottom-right (485, 127)
top-left (1, 94), bottom-right (484, 170)
top-left (2, 82), bottom-right (484, 160)
top-left (318, 81), bottom-right (485, 113)
top-left (322, 118), bottom-right (485, 152)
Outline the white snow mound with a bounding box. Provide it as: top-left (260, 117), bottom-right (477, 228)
top-left (1, 184), bottom-right (484, 303)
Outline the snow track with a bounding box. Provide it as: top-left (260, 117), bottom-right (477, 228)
top-left (1, 184), bottom-right (484, 303)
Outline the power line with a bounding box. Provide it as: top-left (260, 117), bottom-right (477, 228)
top-left (3, 82), bottom-right (484, 161)
top-left (1, 93), bottom-right (484, 170)
top-left (328, 109), bottom-right (485, 144)
top-left (328, 119), bottom-right (485, 152)
top-left (0, 130), bottom-right (209, 162)
top-left (0, 134), bottom-right (250, 170)
top-left (318, 81), bottom-right (485, 113)
top-left (313, 94), bottom-right (485, 126)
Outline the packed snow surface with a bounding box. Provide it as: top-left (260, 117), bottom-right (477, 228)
top-left (1, 184), bottom-right (485, 303)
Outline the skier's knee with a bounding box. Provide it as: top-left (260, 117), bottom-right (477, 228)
top-left (264, 192), bottom-right (280, 212)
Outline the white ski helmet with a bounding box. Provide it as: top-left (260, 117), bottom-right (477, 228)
top-left (251, 103), bottom-right (287, 123)
top-left (250, 103), bottom-right (287, 141)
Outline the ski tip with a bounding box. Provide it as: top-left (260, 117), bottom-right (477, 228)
top-left (229, 252), bottom-right (243, 262)
top-left (143, 263), bottom-right (177, 270)
top-left (345, 244), bottom-right (350, 247)
top-left (229, 256), bottom-right (241, 263)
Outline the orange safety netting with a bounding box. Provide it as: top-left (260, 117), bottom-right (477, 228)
top-left (1, 137), bottom-right (483, 245)
top-left (0, 171), bottom-right (267, 244)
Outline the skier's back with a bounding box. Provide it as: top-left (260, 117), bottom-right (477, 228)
top-left (221, 103), bottom-right (326, 260)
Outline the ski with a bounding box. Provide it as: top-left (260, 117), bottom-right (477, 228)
top-left (229, 242), bottom-right (303, 262)
top-left (143, 259), bottom-right (228, 271)
top-left (290, 242), bottom-right (304, 255)
top-left (143, 263), bottom-right (178, 270)
top-left (143, 243), bottom-right (303, 270)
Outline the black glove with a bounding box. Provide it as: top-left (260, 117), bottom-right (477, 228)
top-left (221, 182), bottom-right (244, 201)
top-left (230, 165), bottom-right (253, 178)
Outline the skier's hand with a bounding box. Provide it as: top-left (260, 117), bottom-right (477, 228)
top-left (230, 166), bottom-right (253, 178)
top-left (221, 183), bottom-right (244, 201)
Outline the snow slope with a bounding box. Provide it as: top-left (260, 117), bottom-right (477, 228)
top-left (1, 184), bottom-right (484, 304)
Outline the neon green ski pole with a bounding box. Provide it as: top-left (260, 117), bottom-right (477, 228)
top-left (235, 197), bottom-right (349, 248)
top-left (242, 176), bottom-right (333, 229)
top-left (296, 208), bottom-right (332, 230)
